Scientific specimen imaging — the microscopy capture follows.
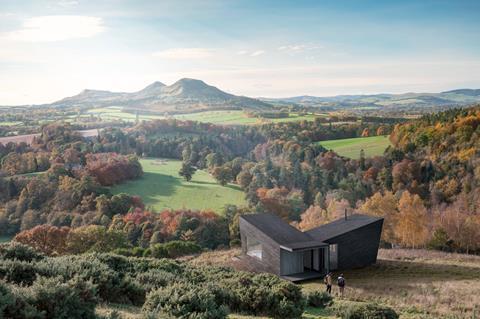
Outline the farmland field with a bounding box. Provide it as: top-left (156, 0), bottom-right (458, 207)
top-left (111, 158), bottom-right (246, 213)
top-left (318, 135), bottom-right (392, 159)
top-left (86, 107), bottom-right (323, 125)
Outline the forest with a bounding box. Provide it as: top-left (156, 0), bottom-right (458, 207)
top-left (1, 106), bottom-right (480, 256)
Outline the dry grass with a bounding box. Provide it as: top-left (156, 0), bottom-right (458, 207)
top-left (190, 248), bottom-right (480, 318)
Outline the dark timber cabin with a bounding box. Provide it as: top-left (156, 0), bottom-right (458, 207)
top-left (239, 213), bottom-right (383, 282)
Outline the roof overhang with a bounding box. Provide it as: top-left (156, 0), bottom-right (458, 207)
top-left (280, 240), bottom-right (328, 252)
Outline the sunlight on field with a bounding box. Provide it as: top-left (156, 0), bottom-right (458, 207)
top-left (110, 158), bottom-right (246, 213)
top-left (318, 135), bottom-right (392, 159)
top-left (86, 107), bottom-right (324, 125)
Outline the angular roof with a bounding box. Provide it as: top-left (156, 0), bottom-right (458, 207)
top-left (241, 213), bottom-right (315, 246)
top-left (306, 214), bottom-right (383, 242)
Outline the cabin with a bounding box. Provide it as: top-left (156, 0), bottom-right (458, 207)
top-left (239, 213), bottom-right (383, 282)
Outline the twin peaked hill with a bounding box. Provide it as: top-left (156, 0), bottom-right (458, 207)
top-left (51, 78), bottom-right (272, 113)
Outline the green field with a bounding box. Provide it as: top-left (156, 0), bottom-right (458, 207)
top-left (318, 135), bottom-right (392, 159)
top-left (86, 107), bottom-right (323, 125)
top-left (111, 158), bottom-right (246, 213)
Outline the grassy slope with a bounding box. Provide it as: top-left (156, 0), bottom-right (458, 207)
top-left (110, 158), bottom-right (246, 213)
top-left (187, 248), bottom-right (480, 318)
top-left (318, 135), bottom-right (392, 159)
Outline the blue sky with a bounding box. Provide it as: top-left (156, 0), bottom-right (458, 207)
top-left (0, 0), bottom-right (479, 104)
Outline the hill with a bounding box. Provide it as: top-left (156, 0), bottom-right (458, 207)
top-left (262, 89), bottom-right (480, 110)
top-left (50, 78), bottom-right (272, 113)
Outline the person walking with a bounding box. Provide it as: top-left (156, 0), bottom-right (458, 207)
top-left (337, 274), bottom-right (346, 298)
top-left (324, 272), bottom-right (332, 294)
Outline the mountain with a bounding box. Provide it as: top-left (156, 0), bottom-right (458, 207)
top-left (50, 78), bottom-right (271, 113)
top-left (262, 89), bottom-right (480, 110)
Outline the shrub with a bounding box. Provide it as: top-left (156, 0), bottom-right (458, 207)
top-left (144, 241), bottom-right (201, 259)
top-left (307, 290), bottom-right (333, 308)
top-left (135, 269), bottom-right (177, 291)
top-left (3, 276), bottom-right (98, 319)
top-left (35, 254), bottom-right (143, 305)
top-left (0, 259), bottom-right (38, 285)
top-left (334, 301), bottom-right (399, 319)
top-left (0, 281), bottom-right (15, 317)
top-left (142, 282), bottom-right (229, 319)
top-left (229, 239), bottom-right (241, 247)
top-left (0, 242), bottom-right (44, 262)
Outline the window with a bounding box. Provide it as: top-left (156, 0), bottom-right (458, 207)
top-left (246, 236), bottom-right (262, 259)
top-left (329, 244), bottom-right (338, 270)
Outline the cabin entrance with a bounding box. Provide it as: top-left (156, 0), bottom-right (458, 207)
top-left (303, 247), bottom-right (328, 273)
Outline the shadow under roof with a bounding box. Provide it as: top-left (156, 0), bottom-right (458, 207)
top-left (306, 214), bottom-right (383, 242)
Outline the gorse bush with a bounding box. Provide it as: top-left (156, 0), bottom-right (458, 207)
top-left (1, 276), bottom-right (98, 319)
top-left (334, 301), bottom-right (399, 319)
top-left (143, 282), bottom-right (229, 319)
top-left (307, 290), bottom-right (333, 308)
top-left (0, 243), bottom-right (306, 318)
top-left (0, 242), bottom-right (44, 262)
top-left (143, 241), bottom-right (202, 258)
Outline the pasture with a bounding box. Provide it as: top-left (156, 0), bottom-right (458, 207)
top-left (86, 107), bottom-right (323, 125)
top-left (110, 158), bottom-right (246, 213)
top-left (318, 135), bottom-right (392, 159)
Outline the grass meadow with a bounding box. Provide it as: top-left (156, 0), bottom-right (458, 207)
top-left (318, 135), bottom-right (392, 159)
top-left (110, 158), bottom-right (246, 213)
top-left (86, 107), bottom-right (323, 125)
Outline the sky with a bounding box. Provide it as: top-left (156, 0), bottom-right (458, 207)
top-left (0, 0), bottom-right (479, 105)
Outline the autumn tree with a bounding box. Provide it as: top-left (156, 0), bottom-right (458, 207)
top-left (297, 205), bottom-right (328, 231)
top-left (396, 191), bottom-right (429, 248)
top-left (359, 191), bottom-right (398, 245)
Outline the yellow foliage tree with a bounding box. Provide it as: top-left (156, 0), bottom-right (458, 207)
top-left (359, 191), bottom-right (398, 244)
top-left (396, 191), bottom-right (429, 248)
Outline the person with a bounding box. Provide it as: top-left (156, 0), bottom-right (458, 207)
top-left (337, 274), bottom-right (346, 298)
top-left (324, 272), bottom-right (332, 294)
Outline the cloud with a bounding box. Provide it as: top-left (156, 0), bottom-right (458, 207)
top-left (278, 44), bottom-right (306, 52)
top-left (1, 15), bottom-right (105, 42)
top-left (152, 48), bottom-right (214, 59)
top-left (236, 50), bottom-right (248, 55)
top-left (250, 50), bottom-right (265, 57)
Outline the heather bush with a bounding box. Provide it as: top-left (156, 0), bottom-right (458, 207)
top-left (142, 282), bottom-right (229, 319)
top-left (334, 301), bottom-right (398, 319)
top-left (307, 290), bottom-right (333, 308)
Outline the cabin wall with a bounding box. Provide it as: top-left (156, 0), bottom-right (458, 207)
top-left (325, 220), bottom-right (383, 270)
top-left (280, 250), bottom-right (303, 275)
top-left (240, 218), bottom-right (281, 275)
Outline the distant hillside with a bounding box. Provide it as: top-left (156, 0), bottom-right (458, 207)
top-left (262, 89), bottom-right (480, 110)
top-left (50, 78), bottom-right (272, 113)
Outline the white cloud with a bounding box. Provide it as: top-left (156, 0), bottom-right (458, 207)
top-left (1, 15), bottom-right (105, 42)
top-left (250, 50), bottom-right (265, 57)
top-left (236, 50), bottom-right (248, 55)
top-left (152, 48), bottom-right (214, 59)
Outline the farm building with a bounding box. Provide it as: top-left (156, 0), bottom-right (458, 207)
top-left (239, 213), bottom-right (383, 282)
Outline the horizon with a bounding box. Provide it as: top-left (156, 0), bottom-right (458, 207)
top-left (1, 0), bottom-right (480, 105)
